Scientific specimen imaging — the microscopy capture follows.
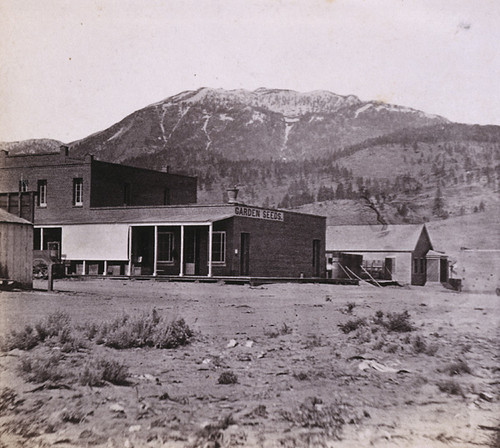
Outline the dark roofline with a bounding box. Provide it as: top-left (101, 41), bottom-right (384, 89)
top-left (92, 159), bottom-right (197, 180)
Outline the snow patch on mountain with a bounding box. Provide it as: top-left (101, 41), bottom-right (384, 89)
top-left (308, 115), bottom-right (325, 123)
top-left (107, 121), bottom-right (133, 142)
top-left (166, 106), bottom-right (191, 142)
top-left (202, 114), bottom-right (212, 150)
top-left (247, 111), bottom-right (266, 125)
top-left (354, 104), bottom-right (373, 118)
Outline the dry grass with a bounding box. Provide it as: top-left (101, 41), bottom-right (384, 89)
top-left (18, 352), bottom-right (65, 384)
top-left (281, 396), bottom-right (360, 441)
top-left (90, 310), bottom-right (193, 349)
top-left (80, 357), bottom-right (129, 386)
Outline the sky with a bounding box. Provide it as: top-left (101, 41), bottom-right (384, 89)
top-left (1, 0), bottom-right (499, 143)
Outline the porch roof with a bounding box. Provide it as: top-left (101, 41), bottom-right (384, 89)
top-left (37, 205), bottom-right (237, 225)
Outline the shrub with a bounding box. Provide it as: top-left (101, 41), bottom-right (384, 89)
top-left (0, 388), bottom-right (18, 412)
top-left (304, 334), bottom-right (323, 348)
top-left (92, 311), bottom-right (193, 349)
top-left (437, 380), bottom-right (463, 396)
top-left (280, 322), bottom-right (292, 335)
top-left (412, 335), bottom-right (427, 354)
top-left (19, 352), bottom-right (65, 383)
top-left (293, 371), bottom-right (309, 381)
top-left (265, 322), bottom-right (293, 338)
top-left (374, 310), bottom-right (414, 333)
top-left (218, 371), bottom-right (238, 385)
top-left (2, 311), bottom-right (75, 352)
top-left (442, 359), bottom-right (471, 376)
top-left (345, 302), bottom-right (356, 313)
top-left (2, 325), bottom-right (41, 351)
top-left (35, 311), bottom-right (71, 341)
top-left (338, 318), bottom-right (367, 334)
top-left (191, 414), bottom-right (235, 448)
top-left (281, 396), bottom-right (360, 440)
top-left (80, 358), bottom-right (129, 386)
top-left (153, 318), bottom-right (193, 348)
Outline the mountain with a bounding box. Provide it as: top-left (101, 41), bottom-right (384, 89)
top-left (2, 88), bottom-right (498, 224)
top-left (0, 139), bottom-right (64, 155)
top-left (67, 87), bottom-right (448, 164)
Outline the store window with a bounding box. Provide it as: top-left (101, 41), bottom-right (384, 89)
top-left (212, 231), bottom-right (226, 263)
top-left (158, 232), bottom-right (174, 262)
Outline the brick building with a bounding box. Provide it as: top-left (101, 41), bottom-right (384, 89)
top-left (0, 147), bottom-right (325, 279)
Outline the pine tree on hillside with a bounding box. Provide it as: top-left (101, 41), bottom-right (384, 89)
top-left (432, 184), bottom-right (447, 218)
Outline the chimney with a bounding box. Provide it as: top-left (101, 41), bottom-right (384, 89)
top-left (60, 145), bottom-right (69, 157)
top-left (0, 150), bottom-right (7, 166)
top-left (226, 187), bottom-right (239, 204)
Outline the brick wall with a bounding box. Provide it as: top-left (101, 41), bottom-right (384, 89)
top-left (213, 211), bottom-right (326, 278)
top-left (1, 149), bottom-right (197, 224)
top-left (90, 161), bottom-right (197, 207)
top-left (0, 150), bottom-right (93, 223)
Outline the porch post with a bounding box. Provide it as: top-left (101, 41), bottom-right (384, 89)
top-left (40, 228), bottom-right (44, 250)
top-left (153, 225), bottom-right (158, 276)
top-left (179, 225), bottom-right (184, 276)
top-left (103, 260), bottom-right (108, 276)
top-left (82, 260), bottom-right (86, 276)
top-left (127, 226), bottom-right (133, 276)
top-left (208, 223), bottom-right (213, 277)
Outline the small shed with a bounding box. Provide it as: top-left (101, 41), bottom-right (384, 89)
top-left (0, 209), bottom-right (33, 289)
top-left (326, 224), bottom-right (433, 285)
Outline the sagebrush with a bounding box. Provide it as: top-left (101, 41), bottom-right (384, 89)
top-left (90, 310), bottom-right (193, 349)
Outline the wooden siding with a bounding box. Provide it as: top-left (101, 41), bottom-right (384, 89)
top-left (0, 222), bottom-right (33, 288)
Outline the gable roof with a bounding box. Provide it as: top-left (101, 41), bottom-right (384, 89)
top-left (0, 209), bottom-right (32, 225)
top-left (326, 224), bottom-right (428, 252)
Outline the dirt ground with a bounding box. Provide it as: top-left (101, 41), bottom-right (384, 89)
top-left (0, 278), bottom-right (499, 447)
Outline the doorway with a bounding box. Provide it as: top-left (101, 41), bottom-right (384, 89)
top-left (312, 239), bottom-right (321, 277)
top-left (131, 227), bottom-right (154, 275)
top-left (184, 227), bottom-right (200, 275)
top-left (240, 233), bottom-right (250, 276)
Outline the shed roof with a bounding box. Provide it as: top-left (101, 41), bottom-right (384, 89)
top-left (0, 208), bottom-right (32, 225)
top-left (326, 224), bottom-right (428, 252)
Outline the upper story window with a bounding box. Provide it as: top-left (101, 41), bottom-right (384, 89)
top-left (211, 231), bottom-right (226, 264)
top-left (73, 178), bottom-right (83, 206)
top-left (163, 188), bottom-right (171, 205)
top-left (37, 180), bottom-right (47, 207)
top-left (19, 179), bottom-right (29, 192)
top-left (123, 183), bottom-right (131, 205)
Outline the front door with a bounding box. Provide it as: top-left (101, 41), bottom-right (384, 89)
top-left (240, 233), bottom-right (250, 276)
top-left (440, 258), bottom-right (448, 283)
top-left (312, 239), bottom-right (321, 277)
top-left (184, 227), bottom-right (200, 275)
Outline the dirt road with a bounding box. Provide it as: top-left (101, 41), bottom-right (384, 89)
top-left (0, 279), bottom-right (498, 447)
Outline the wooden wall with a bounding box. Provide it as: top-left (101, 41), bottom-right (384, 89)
top-left (0, 222), bottom-right (33, 288)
